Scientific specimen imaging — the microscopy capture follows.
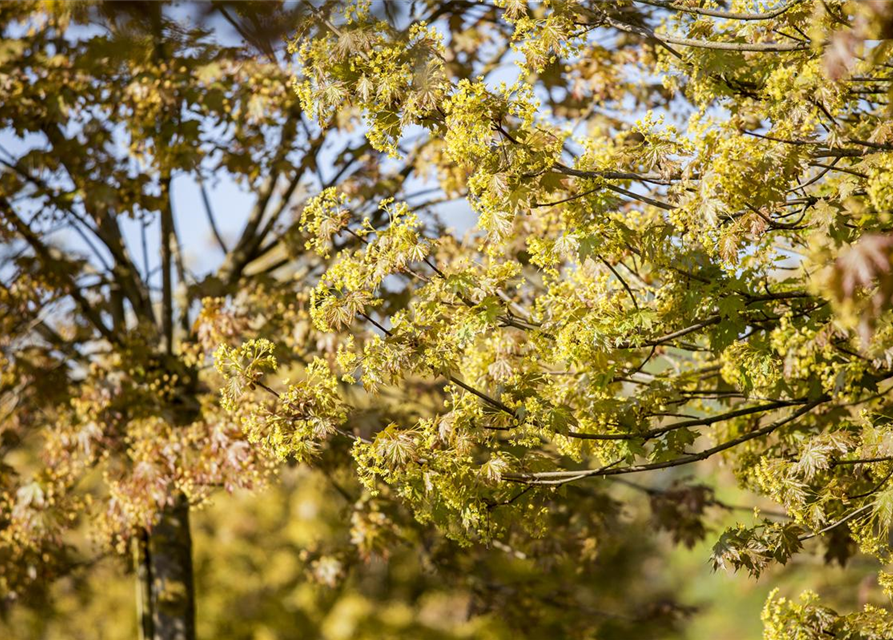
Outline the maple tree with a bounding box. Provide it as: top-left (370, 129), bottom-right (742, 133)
top-left (0, 2), bottom-right (685, 639)
top-left (1, 2), bottom-right (352, 637)
top-left (240, 0), bottom-right (893, 636)
top-left (5, 0), bottom-right (893, 638)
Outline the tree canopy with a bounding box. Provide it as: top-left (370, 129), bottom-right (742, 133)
top-left (4, 1), bottom-right (893, 638)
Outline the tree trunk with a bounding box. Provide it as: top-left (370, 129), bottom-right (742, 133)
top-left (135, 495), bottom-right (196, 640)
top-left (133, 531), bottom-right (153, 640)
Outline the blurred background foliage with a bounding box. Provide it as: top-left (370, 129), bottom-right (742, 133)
top-left (1, 461), bottom-right (884, 638)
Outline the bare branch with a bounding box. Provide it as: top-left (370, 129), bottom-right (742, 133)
top-left (1, 197), bottom-right (116, 344)
top-left (198, 179), bottom-right (228, 253)
top-left (159, 176), bottom-right (175, 354)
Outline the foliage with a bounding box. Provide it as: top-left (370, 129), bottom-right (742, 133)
top-left (229, 0), bottom-right (893, 636)
top-left (5, 0), bottom-right (893, 637)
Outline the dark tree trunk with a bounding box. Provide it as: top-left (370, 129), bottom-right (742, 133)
top-left (135, 495), bottom-right (196, 640)
top-left (134, 531), bottom-right (153, 640)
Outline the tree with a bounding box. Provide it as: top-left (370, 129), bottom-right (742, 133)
top-left (1, 2), bottom-right (692, 639)
top-left (6, 0), bottom-right (893, 637)
top-left (217, 0), bottom-right (893, 636)
top-left (0, 2), bottom-right (347, 637)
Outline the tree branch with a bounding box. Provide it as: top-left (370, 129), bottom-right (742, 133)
top-left (160, 176), bottom-right (175, 354)
top-left (567, 399), bottom-right (806, 441)
top-left (505, 400), bottom-right (824, 486)
top-left (198, 179), bottom-right (228, 253)
top-left (602, 14), bottom-right (811, 51)
top-left (633, 0), bottom-right (803, 21)
top-left (1, 197), bottom-right (116, 344)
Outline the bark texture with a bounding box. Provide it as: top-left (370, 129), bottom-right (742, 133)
top-left (135, 495), bottom-right (196, 640)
